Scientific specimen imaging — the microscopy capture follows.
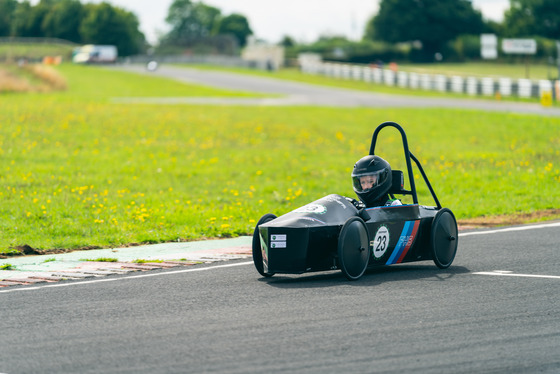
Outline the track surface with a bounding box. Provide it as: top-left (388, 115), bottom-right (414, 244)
top-left (1, 223), bottom-right (559, 373)
top-left (111, 64), bottom-right (560, 117)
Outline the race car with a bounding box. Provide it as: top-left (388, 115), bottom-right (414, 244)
top-left (252, 121), bottom-right (458, 280)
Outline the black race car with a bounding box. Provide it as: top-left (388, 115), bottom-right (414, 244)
top-left (252, 122), bottom-right (458, 280)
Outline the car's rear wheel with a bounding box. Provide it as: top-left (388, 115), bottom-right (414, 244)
top-left (337, 216), bottom-right (370, 281)
top-left (252, 213), bottom-right (277, 277)
top-left (430, 208), bottom-right (458, 269)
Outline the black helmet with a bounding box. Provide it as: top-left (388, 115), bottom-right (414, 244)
top-left (352, 155), bottom-right (392, 207)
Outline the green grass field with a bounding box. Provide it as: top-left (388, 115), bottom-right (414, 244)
top-left (0, 63), bottom-right (559, 255)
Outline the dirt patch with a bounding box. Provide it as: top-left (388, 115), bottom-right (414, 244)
top-left (1, 244), bottom-right (102, 258)
top-left (458, 209), bottom-right (560, 230)
top-left (0, 64), bottom-right (67, 93)
top-left (14, 244), bottom-right (43, 255)
top-left (0, 68), bottom-right (33, 92)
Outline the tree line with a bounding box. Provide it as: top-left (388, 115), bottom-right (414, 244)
top-left (1, 0), bottom-right (559, 62)
top-left (0, 0), bottom-right (145, 55)
top-left (367, 0), bottom-right (560, 62)
top-left (157, 0), bottom-right (252, 55)
top-left (293, 0), bottom-right (560, 63)
top-left (0, 0), bottom-right (253, 56)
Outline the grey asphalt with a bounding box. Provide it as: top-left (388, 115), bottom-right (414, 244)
top-left (1, 222), bottom-right (559, 373)
top-left (111, 64), bottom-right (560, 117)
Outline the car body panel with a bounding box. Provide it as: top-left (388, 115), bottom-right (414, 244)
top-left (259, 194), bottom-right (439, 275)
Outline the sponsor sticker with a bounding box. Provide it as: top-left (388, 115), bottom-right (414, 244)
top-left (270, 234), bottom-right (287, 248)
top-left (371, 225), bottom-right (390, 260)
top-left (293, 203), bottom-right (327, 214)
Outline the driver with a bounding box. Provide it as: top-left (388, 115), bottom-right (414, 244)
top-left (352, 155), bottom-right (402, 207)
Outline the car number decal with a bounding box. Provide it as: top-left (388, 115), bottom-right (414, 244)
top-left (372, 225), bottom-right (390, 260)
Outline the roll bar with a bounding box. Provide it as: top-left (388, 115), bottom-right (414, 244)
top-left (369, 121), bottom-right (441, 209)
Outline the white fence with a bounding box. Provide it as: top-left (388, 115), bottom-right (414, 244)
top-left (300, 60), bottom-right (558, 101)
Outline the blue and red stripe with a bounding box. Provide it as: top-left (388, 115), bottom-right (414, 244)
top-left (385, 220), bottom-right (420, 265)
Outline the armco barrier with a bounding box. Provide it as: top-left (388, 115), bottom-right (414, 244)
top-left (421, 74), bottom-right (431, 90)
top-left (451, 76), bottom-right (463, 94)
top-left (466, 77), bottom-right (477, 96)
top-left (409, 72), bottom-right (419, 89)
top-left (435, 74), bottom-right (446, 92)
top-left (499, 78), bottom-right (512, 97)
top-left (383, 69), bottom-right (395, 86)
top-left (481, 77), bottom-right (494, 96)
top-left (518, 79), bottom-right (532, 98)
top-left (397, 71), bottom-right (408, 88)
top-left (300, 61), bottom-right (558, 101)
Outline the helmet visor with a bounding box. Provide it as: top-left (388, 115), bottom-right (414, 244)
top-left (352, 170), bottom-right (389, 193)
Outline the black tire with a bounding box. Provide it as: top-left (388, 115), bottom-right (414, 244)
top-left (430, 208), bottom-right (458, 269)
top-left (252, 213), bottom-right (277, 277)
top-left (337, 217), bottom-right (370, 281)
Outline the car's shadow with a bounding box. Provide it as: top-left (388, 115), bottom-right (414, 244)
top-left (259, 264), bottom-right (471, 289)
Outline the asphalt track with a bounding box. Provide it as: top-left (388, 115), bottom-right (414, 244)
top-left (1, 222), bottom-right (559, 373)
top-left (110, 64), bottom-right (560, 117)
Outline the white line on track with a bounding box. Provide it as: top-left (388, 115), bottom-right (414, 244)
top-left (0, 261), bottom-right (253, 294)
top-left (459, 221), bottom-right (560, 237)
top-left (473, 271), bottom-right (560, 280)
top-left (460, 223), bottom-right (560, 279)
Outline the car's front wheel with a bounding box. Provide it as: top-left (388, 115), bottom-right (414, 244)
top-left (337, 216), bottom-right (370, 280)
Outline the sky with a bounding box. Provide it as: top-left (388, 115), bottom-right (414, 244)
top-left (85, 0), bottom-right (511, 45)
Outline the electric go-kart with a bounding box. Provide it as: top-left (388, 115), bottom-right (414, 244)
top-left (252, 122), bottom-right (458, 280)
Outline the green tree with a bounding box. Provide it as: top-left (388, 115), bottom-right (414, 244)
top-left (216, 13), bottom-right (252, 47)
top-left (80, 3), bottom-right (145, 56)
top-left (11, 0), bottom-right (52, 37)
top-left (279, 35), bottom-right (295, 48)
top-left (41, 0), bottom-right (84, 43)
top-left (0, 0), bottom-right (17, 36)
top-left (366, 0), bottom-right (484, 61)
top-left (503, 0), bottom-right (560, 38)
top-left (164, 0), bottom-right (221, 44)
top-left (10, 1), bottom-right (31, 37)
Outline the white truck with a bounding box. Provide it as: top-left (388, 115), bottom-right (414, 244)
top-left (72, 45), bottom-right (118, 63)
